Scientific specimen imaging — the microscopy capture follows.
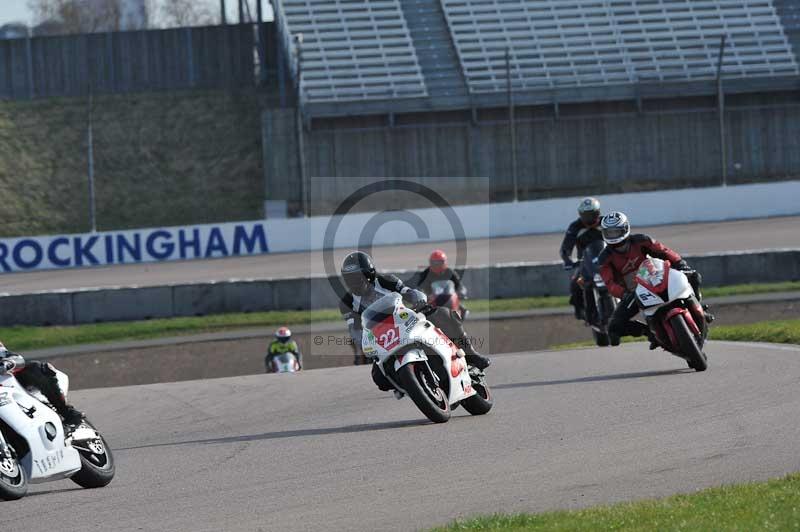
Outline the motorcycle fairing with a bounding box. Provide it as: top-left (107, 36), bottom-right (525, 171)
top-left (362, 293), bottom-right (476, 405)
top-left (0, 373), bottom-right (81, 483)
top-left (636, 259), bottom-right (695, 317)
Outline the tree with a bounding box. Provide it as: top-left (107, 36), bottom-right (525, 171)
top-left (157, 0), bottom-right (217, 28)
top-left (30, 0), bottom-right (118, 34)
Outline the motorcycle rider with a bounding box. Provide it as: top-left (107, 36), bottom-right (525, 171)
top-left (560, 197), bottom-right (604, 320)
top-left (597, 211), bottom-right (713, 347)
top-left (265, 327), bottom-right (303, 373)
top-left (410, 249), bottom-right (468, 315)
top-left (0, 345), bottom-right (83, 426)
top-left (338, 251), bottom-right (490, 392)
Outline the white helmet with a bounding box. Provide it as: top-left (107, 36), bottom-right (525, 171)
top-left (600, 211), bottom-right (631, 245)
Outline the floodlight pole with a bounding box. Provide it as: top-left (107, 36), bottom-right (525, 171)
top-left (87, 92), bottom-right (97, 233)
top-left (716, 35), bottom-right (727, 187)
top-left (506, 47), bottom-right (519, 202)
top-left (220, 0), bottom-right (227, 24)
top-left (295, 34), bottom-right (309, 216)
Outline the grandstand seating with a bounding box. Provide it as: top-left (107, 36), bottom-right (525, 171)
top-left (440, 0), bottom-right (799, 93)
top-left (273, 0), bottom-right (428, 102)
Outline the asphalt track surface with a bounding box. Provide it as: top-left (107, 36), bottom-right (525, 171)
top-left (0, 216), bottom-right (797, 295)
top-left (3, 341), bottom-right (799, 531)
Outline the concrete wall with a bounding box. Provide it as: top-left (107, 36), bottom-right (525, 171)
top-left (264, 94), bottom-right (800, 215)
top-left (3, 249), bottom-right (798, 326)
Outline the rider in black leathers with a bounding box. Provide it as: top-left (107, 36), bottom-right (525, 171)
top-left (338, 252), bottom-right (490, 391)
top-left (560, 197), bottom-right (605, 320)
top-left (0, 347), bottom-right (83, 426)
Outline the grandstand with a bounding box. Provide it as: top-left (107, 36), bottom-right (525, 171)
top-left (272, 0), bottom-right (800, 117)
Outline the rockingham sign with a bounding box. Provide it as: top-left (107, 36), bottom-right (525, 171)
top-left (0, 221), bottom-right (269, 272)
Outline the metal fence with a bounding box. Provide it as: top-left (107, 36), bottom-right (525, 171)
top-left (0, 24), bottom-right (257, 99)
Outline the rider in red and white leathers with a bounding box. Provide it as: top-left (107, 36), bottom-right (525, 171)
top-left (597, 212), bottom-right (710, 345)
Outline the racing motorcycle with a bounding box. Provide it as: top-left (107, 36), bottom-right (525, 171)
top-left (269, 352), bottom-right (301, 373)
top-left (577, 240), bottom-right (618, 347)
top-left (633, 258), bottom-right (709, 371)
top-left (361, 293), bottom-right (491, 423)
top-left (427, 280), bottom-right (468, 319)
top-left (0, 355), bottom-right (115, 500)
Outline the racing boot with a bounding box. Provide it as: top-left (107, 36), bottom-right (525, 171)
top-left (646, 329), bottom-right (661, 351)
top-left (38, 364), bottom-right (84, 426)
top-left (702, 304), bottom-right (715, 324)
top-left (463, 338), bottom-right (491, 370)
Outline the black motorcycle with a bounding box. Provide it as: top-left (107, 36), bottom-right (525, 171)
top-left (578, 239), bottom-right (619, 347)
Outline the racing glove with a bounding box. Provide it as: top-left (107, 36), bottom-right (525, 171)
top-left (402, 289), bottom-right (427, 310)
top-left (673, 259), bottom-right (691, 271)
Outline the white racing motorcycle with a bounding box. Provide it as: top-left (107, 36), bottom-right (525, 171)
top-left (0, 355), bottom-right (115, 500)
top-left (361, 293), bottom-right (492, 423)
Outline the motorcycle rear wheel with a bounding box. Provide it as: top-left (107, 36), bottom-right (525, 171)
top-left (670, 315), bottom-right (708, 372)
top-left (461, 375), bottom-right (493, 416)
top-left (70, 421), bottom-right (115, 489)
top-left (0, 445), bottom-right (28, 501)
top-left (398, 363), bottom-right (451, 423)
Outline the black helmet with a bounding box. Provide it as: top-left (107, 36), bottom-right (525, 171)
top-left (341, 251), bottom-right (376, 296)
top-left (578, 197), bottom-right (601, 226)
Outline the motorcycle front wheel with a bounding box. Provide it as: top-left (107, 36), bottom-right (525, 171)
top-left (398, 363), bottom-right (451, 423)
top-left (0, 444), bottom-right (28, 500)
top-left (670, 315), bottom-right (708, 372)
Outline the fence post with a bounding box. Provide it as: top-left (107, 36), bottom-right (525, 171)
top-left (25, 35), bottom-right (34, 99)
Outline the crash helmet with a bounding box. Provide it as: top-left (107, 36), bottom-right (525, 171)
top-left (275, 327), bottom-right (292, 343)
top-left (578, 197), bottom-right (601, 226)
top-left (429, 249), bottom-right (448, 274)
top-left (341, 251), bottom-right (376, 296)
top-left (600, 211), bottom-right (631, 246)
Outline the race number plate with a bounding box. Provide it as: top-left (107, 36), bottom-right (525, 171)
top-left (372, 319), bottom-right (400, 350)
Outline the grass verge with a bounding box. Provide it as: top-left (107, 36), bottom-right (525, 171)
top-left (3, 281), bottom-right (799, 352)
top-left (555, 319), bottom-right (800, 350)
top-left (432, 473), bottom-right (800, 531)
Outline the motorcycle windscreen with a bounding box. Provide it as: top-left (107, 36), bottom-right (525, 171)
top-left (362, 293), bottom-right (402, 330)
top-left (274, 353), bottom-right (297, 368)
top-left (430, 280), bottom-right (455, 295)
top-left (635, 258), bottom-right (669, 293)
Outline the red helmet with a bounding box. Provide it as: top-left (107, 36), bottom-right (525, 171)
top-left (275, 327), bottom-right (292, 343)
top-left (429, 249), bottom-right (448, 274)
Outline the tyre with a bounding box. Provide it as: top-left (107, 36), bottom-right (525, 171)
top-left (592, 329), bottom-right (610, 347)
top-left (398, 363), bottom-right (450, 423)
top-left (461, 375), bottom-right (493, 416)
top-left (0, 444), bottom-right (28, 501)
top-left (670, 315), bottom-right (708, 372)
top-left (70, 423), bottom-right (115, 489)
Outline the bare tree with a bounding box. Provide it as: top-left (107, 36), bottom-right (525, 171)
top-left (28, 0), bottom-right (148, 34)
top-left (158, 0), bottom-right (217, 28)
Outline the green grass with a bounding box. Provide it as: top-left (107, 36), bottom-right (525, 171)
top-left (555, 319), bottom-right (800, 350)
top-left (702, 281), bottom-right (800, 298)
top-left (433, 473), bottom-right (800, 531)
top-left (4, 281), bottom-right (799, 353)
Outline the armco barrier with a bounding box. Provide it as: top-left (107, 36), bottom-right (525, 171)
top-left (1, 249), bottom-right (798, 326)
